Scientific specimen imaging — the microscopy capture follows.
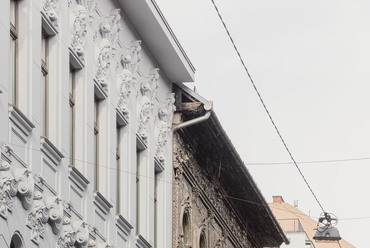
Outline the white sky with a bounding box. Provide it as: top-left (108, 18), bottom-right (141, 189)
top-left (156, 0), bottom-right (370, 247)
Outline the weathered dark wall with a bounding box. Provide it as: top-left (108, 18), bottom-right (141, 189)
top-left (173, 133), bottom-right (251, 248)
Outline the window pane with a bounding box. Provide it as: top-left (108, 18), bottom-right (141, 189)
top-left (9, 36), bottom-right (16, 104)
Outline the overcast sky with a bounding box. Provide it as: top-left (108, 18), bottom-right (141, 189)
top-left (156, 0), bottom-right (370, 247)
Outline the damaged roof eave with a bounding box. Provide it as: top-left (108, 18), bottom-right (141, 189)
top-left (117, 0), bottom-right (195, 83)
top-left (209, 113), bottom-right (290, 247)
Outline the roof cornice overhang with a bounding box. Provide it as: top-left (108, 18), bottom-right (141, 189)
top-left (174, 84), bottom-right (289, 246)
top-left (117, 0), bottom-right (195, 83)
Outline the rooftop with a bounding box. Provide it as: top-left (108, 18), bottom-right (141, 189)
top-left (269, 196), bottom-right (355, 248)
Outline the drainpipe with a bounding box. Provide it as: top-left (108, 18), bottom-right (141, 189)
top-left (172, 101), bottom-right (213, 132)
top-left (171, 101), bottom-right (212, 248)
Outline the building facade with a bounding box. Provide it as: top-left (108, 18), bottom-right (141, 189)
top-left (0, 0), bottom-right (194, 247)
top-left (172, 84), bottom-right (289, 248)
top-left (269, 196), bottom-right (355, 248)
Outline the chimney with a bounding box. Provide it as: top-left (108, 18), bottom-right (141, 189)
top-left (293, 200), bottom-right (298, 208)
top-left (273, 196), bottom-right (284, 204)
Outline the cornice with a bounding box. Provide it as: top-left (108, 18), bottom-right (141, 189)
top-left (8, 104), bottom-right (35, 137)
top-left (69, 47), bottom-right (85, 70)
top-left (93, 191), bottom-right (113, 215)
top-left (40, 137), bottom-right (64, 165)
top-left (116, 108), bottom-right (128, 128)
top-left (68, 166), bottom-right (90, 191)
top-left (116, 214), bottom-right (133, 237)
top-left (136, 235), bottom-right (152, 248)
top-left (94, 78), bottom-right (108, 101)
top-left (136, 133), bottom-right (147, 151)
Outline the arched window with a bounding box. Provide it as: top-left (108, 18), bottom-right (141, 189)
top-left (199, 231), bottom-right (206, 248)
top-left (10, 232), bottom-right (25, 248)
top-left (183, 211), bottom-right (191, 245)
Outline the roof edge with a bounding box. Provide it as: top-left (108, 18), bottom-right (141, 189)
top-left (118, 0), bottom-right (195, 82)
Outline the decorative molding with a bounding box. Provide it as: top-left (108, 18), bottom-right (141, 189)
top-left (174, 137), bottom-right (250, 247)
top-left (41, 0), bottom-right (59, 37)
top-left (116, 68), bottom-right (133, 115)
top-left (136, 235), bottom-right (152, 248)
top-left (70, 47), bottom-right (85, 70)
top-left (45, 196), bottom-right (64, 235)
top-left (94, 78), bottom-right (108, 101)
top-left (43, 0), bottom-right (59, 27)
top-left (93, 192), bottom-right (112, 215)
top-left (14, 168), bottom-right (34, 210)
top-left (0, 160), bottom-right (17, 219)
top-left (98, 244), bottom-right (116, 248)
top-left (9, 104), bottom-right (35, 138)
top-left (154, 157), bottom-right (164, 173)
top-left (69, 166), bottom-right (90, 192)
top-left (136, 69), bottom-right (160, 142)
top-left (155, 93), bottom-right (175, 164)
top-left (27, 190), bottom-right (49, 244)
top-left (57, 217), bottom-right (76, 248)
top-left (94, 38), bottom-right (111, 88)
top-left (41, 137), bottom-right (64, 165)
top-left (116, 108), bottom-right (128, 128)
top-left (70, 4), bottom-right (88, 60)
top-left (86, 0), bottom-right (97, 25)
top-left (130, 41), bottom-right (142, 78)
top-left (116, 214), bottom-right (133, 238)
top-left (136, 133), bottom-right (147, 151)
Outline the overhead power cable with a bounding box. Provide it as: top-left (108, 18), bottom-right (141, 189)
top-left (246, 156), bottom-right (370, 166)
top-left (210, 0), bottom-right (326, 213)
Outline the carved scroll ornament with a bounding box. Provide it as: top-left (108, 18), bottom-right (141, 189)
top-left (27, 191), bottom-right (49, 244)
top-left (95, 38), bottom-right (111, 88)
top-left (46, 196), bottom-right (64, 235)
top-left (136, 69), bottom-right (160, 141)
top-left (71, 5), bottom-right (88, 57)
top-left (0, 161), bottom-right (17, 219)
top-left (155, 93), bottom-right (175, 162)
top-left (43, 0), bottom-right (59, 26)
top-left (130, 40), bottom-right (142, 77)
top-left (57, 217), bottom-right (76, 248)
top-left (14, 168), bottom-right (34, 210)
top-left (117, 69), bottom-right (133, 114)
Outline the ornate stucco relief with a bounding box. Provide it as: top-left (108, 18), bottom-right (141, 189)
top-left (43, 0), bottom-right (59, 27)
top-left (137, 69), bottom-right (160, 142)
top-left (155, 93), bottom-right (175, 163)
top-left (116, 41), bottom-right (142, 115)
top-left (0, 161), bottom-right (17, 219)
top-left (94, 9), bottom-right (122, 89)
top-left (95, 38), bottom-right (111, 88)
top-left (174, 137), bottom-right (250, 248)
top-left (71, 4), bottom-right (88, 58)
top-left (27, 191), bottom-right (49, 244)
top-left (130, 40), bottom-right (142, 78)
top-left (14, 168), bottom-right (34, 210)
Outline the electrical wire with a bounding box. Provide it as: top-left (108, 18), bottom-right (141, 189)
top-left (210, 0), bottom-right (326, 213)
top-left (246, 156), bottom-right (370, 166)
top-left (4, 138), bottom-right (370, 222)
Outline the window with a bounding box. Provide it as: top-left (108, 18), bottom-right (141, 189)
top-left (69, 67), bottom-right (75, 165)
top-left (200, 232), bottom-right (207, 248)
top-left (9, 0), bottom-right (18, 105)
top-left (183, 211), bottom-right (191, 246)
top-left (136, 147), bottom-right (141, 234)
top-left (94, 96), bottom-right (99, 190)
top-left (116, 126), bottom-right (121, 211)
top-left (10, 232), bottom-right (25, 248)
top-left (41, 30), bottom-right (49, 137)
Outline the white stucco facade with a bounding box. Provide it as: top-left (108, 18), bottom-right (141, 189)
top-left (0, 0), bottom-right (194, 247)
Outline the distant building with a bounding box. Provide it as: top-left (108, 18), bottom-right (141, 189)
top-left (269, 196), bottom-right (355, 248)
top-left (172, 84), bottom-right (289, 248)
